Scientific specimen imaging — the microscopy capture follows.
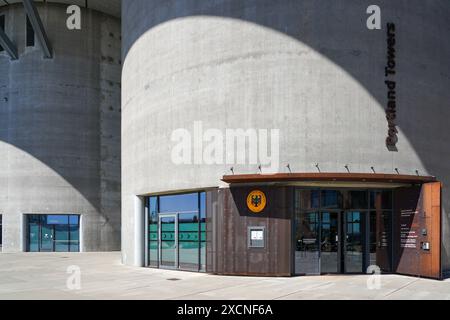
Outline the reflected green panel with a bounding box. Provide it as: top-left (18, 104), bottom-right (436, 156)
top-left (55, 224), bottom-right (69, 252)
top-left (147, 192), bottom-right (207, 271)
top-left (178, 222), bottom-right (198, 232)
top-left (40, 224), bottom-right (54, 252)
top-left (161, 240), bottom-right (176, 265)
top-left (149, 232), bottom-right (158, 241)
top-left (26, 215), bottom-right (79, 253)
top-left (69, 224), bottom-right (80, 252)
top-left (178, 223), bottom-right (200, 269)
top-left (160, 216), bottom-right (176, 267)
top-left (149, 240), bottom-right (158, 266)
top-left (179, 241), bottom-right (199, 269)
top-left (29, 223), bottom-right (39, 252)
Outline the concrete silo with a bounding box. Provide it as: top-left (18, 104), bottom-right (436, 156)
top-left (0, 0), bottom-right (121, 252)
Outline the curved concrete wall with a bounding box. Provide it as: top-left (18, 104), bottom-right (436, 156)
top-left (121, 0), bottom-right (450, 268)
top-left (0, 3), bottom-right (121, 252)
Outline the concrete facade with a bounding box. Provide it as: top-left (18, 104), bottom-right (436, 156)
top-left (121, 0), bottom-right (450, 271)
top-left (0, 2), bottom-right (121, 252)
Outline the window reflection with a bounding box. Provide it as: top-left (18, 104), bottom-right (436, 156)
top-left (148, 192), bottom-right (206, 272)
top-left (159, 193), bottom-right (199, 213)
top-left (27, 215), bottom-right (80, 252)
top-left (295, 189), bottom-right (393, 274)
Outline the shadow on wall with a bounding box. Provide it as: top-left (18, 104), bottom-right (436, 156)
top-left (121, 0), bottom-right (450, 270)
top-left (0, 4), bottom-right (121, 238)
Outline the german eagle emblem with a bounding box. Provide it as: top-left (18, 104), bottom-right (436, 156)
top-left (251, 195), bottom-right (262, 208)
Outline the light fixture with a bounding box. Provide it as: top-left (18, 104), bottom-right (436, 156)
top-left (315, 163), bottom-right (321, 172)
top-left (286, 164), bottom-right (292, 173)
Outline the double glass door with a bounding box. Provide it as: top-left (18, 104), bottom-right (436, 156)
top-left (159, 215), bottom-right (177, 268)
top-left (158, 212), bottom-right (205, 270)
top-left (295, 211), bottom-right (367, 274)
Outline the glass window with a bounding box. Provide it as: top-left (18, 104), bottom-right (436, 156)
top-left (29, 221), bottom-right (40, 252)
top-left (47, 215), bottom-right (69, 225)
top-left (370, 191), bottom-right (393, 210)
top-left (69, 215), bottom-right (79, 225)
top-left (321, 190), bottom-right (343, 209)
top-left (346, 191), bottom-right (368, 209)
top-left (199, 192), bottom-right (206, 270)
top-left (69, 224), bottom-right (80, 252)
top-left (26, 215), bottom-right (80, 252)
top-left (296, 190), bottom-right (320, 211)
top-left (55, 224), bottom-right (69, 252)
top-left (294, 211), bottom-right (320, 275)
top-left (148, 192), bottom-right (206, 272)
top-left (178, 213), bottom-right (200, 270)
top-left (159, 193), bottom-right (199, 213)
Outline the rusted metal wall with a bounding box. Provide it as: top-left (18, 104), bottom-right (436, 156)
top-left (393, 183), bottom-right (442, 279)
top-left (209, 186), bottom-right (293, 276)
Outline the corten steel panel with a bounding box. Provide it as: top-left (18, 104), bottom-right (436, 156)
top-left (206, 189), bottom-right (219, 273)
top-left (393, 183), bottom-right (442, 279)
top-left (419, 182), bottom-right (441, 279)
top-left (214, 186), bottom-right (293, 276)
top-left (222, 173), bottom-right (437, 184)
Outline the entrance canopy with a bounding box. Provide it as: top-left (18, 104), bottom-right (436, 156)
top-left (222, 172), bottom-right (437, 185)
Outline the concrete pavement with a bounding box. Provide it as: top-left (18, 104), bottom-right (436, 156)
top-left (0, 252), bottom-right (449, 300)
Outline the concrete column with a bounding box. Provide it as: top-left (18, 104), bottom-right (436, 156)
top-left (79, 215), bottom-right (84, 253)
top-left (134, 196), bottom-right (145, 267)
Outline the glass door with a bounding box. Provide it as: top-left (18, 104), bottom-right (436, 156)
top-left (343, 211), bottom-right (365, 273)
top-left (320, 212), bottom-right (340, 273)
top-left (159, 215), bottom-right (177, 268)
top-left (40, 222), bottom-right (54, 252)
top-left (294, 212), bottom-right (320, 275)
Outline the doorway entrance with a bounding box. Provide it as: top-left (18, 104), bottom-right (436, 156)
top-left (320, 211), bottom-right (369, 273)
top-left (294, 189), bottom-right (393, 275)
top-left (147, 192), bottom-right (207, 272)
top-left (295, 210), bottom-right (367, 274)
top-left (159, 215), bottom-right (177, 268)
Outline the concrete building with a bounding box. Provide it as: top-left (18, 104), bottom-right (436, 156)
top-left (121, 0), bottom-right (450, 279)
top-left (1, 0), bottom-right (448, 280)
top-left (0, 0), bottom-right (121, 252)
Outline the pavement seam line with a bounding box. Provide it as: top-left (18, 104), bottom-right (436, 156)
top-left (382, 278), bottom-right (421, 299)
top-left (273, 282), bottom-right (335, 300)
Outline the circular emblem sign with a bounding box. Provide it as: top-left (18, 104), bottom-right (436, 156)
top-left (247, 190), bottom-right (267, 213)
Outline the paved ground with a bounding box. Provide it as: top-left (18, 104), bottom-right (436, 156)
top-left (0, 252), bottom-right (449, 300)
